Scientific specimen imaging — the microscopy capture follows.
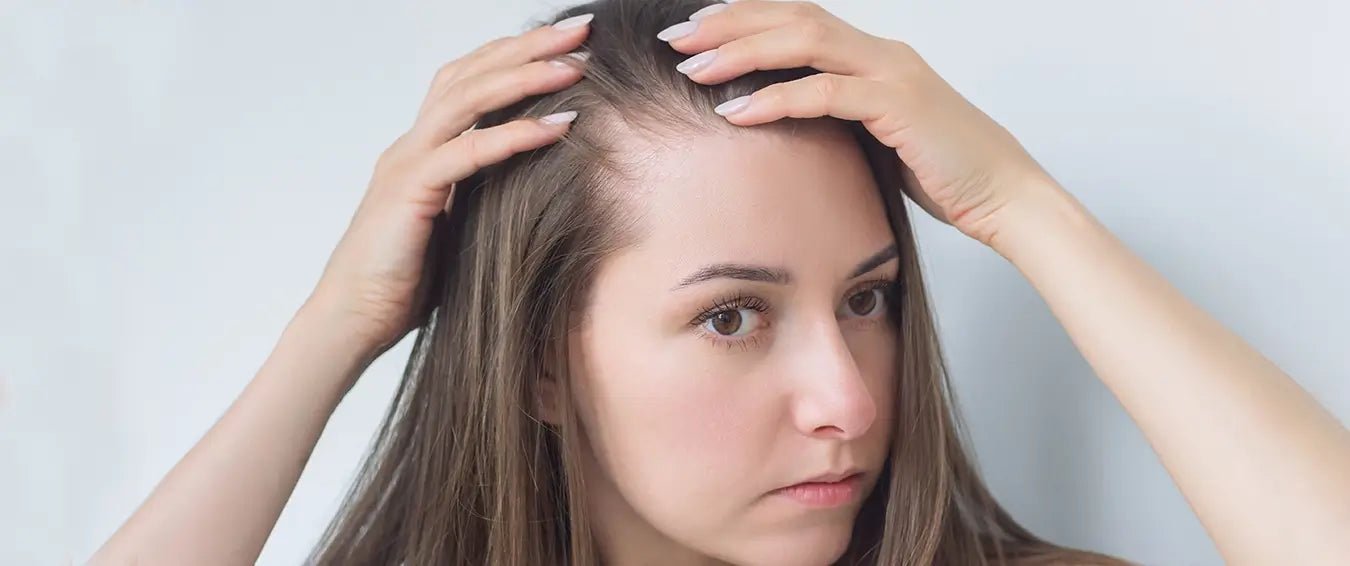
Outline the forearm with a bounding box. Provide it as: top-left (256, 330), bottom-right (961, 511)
top-left (92, 301), bottom-right (376, 565)
top-left (991, 184), bottom-right (1350, 564)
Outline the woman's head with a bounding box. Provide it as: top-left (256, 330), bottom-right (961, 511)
top-left (311, 1), bottom-right (1122, 564)
top-left (548, 116), bottom-right (900, 565)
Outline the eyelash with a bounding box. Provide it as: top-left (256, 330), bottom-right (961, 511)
top-left (688, 295), bottom-right (772, 352)
top-left (687, 278), bottom-right (902, 351)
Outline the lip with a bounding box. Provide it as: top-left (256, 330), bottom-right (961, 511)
top-left (771, 470), bottom-right (864, 508)
top-left (798, 468), bottom-right (863, 484)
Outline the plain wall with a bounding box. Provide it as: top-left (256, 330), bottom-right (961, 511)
top-left (3, 1), bottom-right (1346, 564)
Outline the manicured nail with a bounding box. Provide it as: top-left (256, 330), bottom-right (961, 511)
top-left (553, 13), bottom-right (594, 30)
top-left (714, 95), bottom-right (751, 116)
top-left (549, 51), bottom-right (590, 68)
top-left (689, 4), bottom-right (728, 20)
top-left (540, 110), bottom-right (578, 125)
top-left (676, 50), bottom-right (718, 74)
top-left (657, 20), bottom-right (698, 41)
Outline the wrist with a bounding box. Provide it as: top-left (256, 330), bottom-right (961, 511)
top-left (283, 297), bottom-right (385, 395)
top-left (986, 178), bottom-right (1100, 263)
top-left (295, 289), bottom-right (392, 356)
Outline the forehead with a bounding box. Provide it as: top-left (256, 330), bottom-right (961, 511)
top-left (609, 121), bottom-right (895, 283)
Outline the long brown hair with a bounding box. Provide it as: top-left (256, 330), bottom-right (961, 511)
top-left (308, 1), bottom-right (1131, 564)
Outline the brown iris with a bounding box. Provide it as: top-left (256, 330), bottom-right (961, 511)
top-left (710, 310), bottom-right (743, 335)
top-left (848, 290), bottom-right (878, 316)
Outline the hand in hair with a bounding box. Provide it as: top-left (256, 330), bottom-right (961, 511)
top-left (305, 14), bottom-right (595, 363)
top-left (664, 0), bottom-right (1062, 251)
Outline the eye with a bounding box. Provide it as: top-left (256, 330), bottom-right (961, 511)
top-left (839, 279), bottom-right (898, 320)
top-left (689, 294), bottom-right (772, 349)
top-left (703, 308), bottom-right (762, 337)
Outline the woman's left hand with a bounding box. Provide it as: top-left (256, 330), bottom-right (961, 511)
top-left (670, 6), bottom-right (1350, 565)
top-left (661, 0), bottom-right (1065, 249)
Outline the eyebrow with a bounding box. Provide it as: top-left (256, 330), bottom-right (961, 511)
top-left (671, 243), bottom-right (899, 290)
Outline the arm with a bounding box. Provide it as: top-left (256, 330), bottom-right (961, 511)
top-left (90, 300), bottom-right (374, 565)
top-left (991, 184), bottom-right (1350, 565)
top-left (91, 17), bottom-right (593, 563)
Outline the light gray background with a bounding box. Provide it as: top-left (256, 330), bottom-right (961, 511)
top-left (3, 1), bottom-right (1347, 564)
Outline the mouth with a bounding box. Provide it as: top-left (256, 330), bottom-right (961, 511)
top-left (770, 471), bottom-right (864, 508)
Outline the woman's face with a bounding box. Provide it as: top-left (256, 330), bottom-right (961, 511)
top-left (553, 121), bottom-right (899, 566)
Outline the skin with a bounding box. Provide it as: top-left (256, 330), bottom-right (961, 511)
top-left (546, 123), bottom-right (898, 566)
top-left (93, 2), bottom-right (1350, 565)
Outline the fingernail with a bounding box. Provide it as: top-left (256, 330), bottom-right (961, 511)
top-left (553, 13), bottom-right (594, 30)
top-left (657, 20), bottom-right (698, 41)
top-left (689, 4), bottom-right (728, 20)
top-left (714, 95), bottom-right (751, 116)
top-left (549, 51), bottom-right (590, 68)
top-left (540, 110), bottom-right (579, 125)
top-left (676, 50), bottom-right (717, 74)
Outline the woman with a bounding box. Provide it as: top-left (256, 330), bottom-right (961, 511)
top-left (92, 0), bottom-right (1350, 564)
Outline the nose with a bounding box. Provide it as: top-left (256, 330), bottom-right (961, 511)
top-left (787, 319), bottom-right (878, 441)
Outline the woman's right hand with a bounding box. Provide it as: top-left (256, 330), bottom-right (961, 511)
top-left (90, 16), bottom-right (598, 566)
top-left (304, 13), bottom-right (594, 363)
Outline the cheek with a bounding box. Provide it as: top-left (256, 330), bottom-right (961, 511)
top-left (573, 320), bottom-right (773, 519)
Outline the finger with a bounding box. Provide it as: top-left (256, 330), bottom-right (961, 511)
top-left (661, 1), bottom-right (844, 55)
top-left (410, 113), bottom-right (579, 209)
top-left (715, 73), bottom-right (910, 145)
top-left (716, 71), bottom-right (946, 223)
top-left (411, 53), bottom-right (588, 147)
top-left (425, 13), bottom-right (593, 103)
top-left (673, 19), bottom-right (878, 84)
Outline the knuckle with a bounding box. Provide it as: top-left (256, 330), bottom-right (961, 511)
top-left (457, 130), bottom-right (484, 165)
top-left (795, 18), bottom-right (829, 46)
top-left (441, 80), bottom-right (473, 107)
top-left (502, 67), bottom-right (535, 95)
top-left (716, 41), bottom-right (745, 66)
top-left (873, 39), bottom-right (922, 82)
top-left (432, 62), bottom-right (460, 88)
top-left (754, 84), bottom-right (786, 110)
top-left (459, 138), bottom-right (491, 171)
top-left (887, 38), bottom-right (919, 64)
top-left (810, 74), bottom-right (838, 101)
top-left (890, 38), bottom-right (916, 55)
top-left (442, 80), bottom-right (480, 113)
top-left (478, 35), bottom-right (513, 55)
top-left (790, 1), bottom-right (824, 19)
top-left (461, 128), bottom-right (507, 170)
top-left (375, 148), bottom-right (398, 174)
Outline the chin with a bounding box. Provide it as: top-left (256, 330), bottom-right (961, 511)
top-left (714, 518), bottom-right (857, 566)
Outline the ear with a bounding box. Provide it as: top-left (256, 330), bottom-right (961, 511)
top-left (537, 319), bottom-right (581, 428)
top-left (535, 369), bottom-right (562, 427)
